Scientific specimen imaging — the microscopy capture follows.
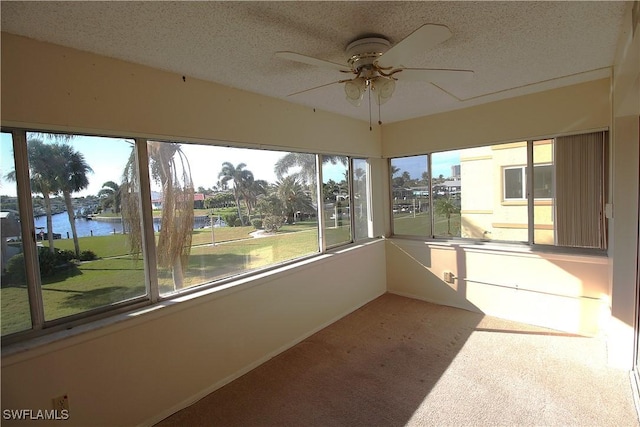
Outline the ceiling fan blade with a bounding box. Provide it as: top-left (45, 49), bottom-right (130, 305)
top-left (396, 68), bottom-right (474, 83)
top-left (377, 24), bottom-right (452, 68)
top-left (287, 79), bottom-right (352, 97)
top-left (275, 51), bottom-right (351, 72)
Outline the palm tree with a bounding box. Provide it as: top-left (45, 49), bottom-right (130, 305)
top-left (97, 181), bottom-right (121, 214)
top-left (218, 162), bottom-right (254, 225)
top-left (434, 196), bottom-right (460, 236)
top-left (274, 176), bottom-right (314, 224)
top-left (243, 179), bottom-right (268, 219)
top-left (54, 143), bottom-right (93, 258)
top-left (274, 153), bottom-right (346, 200)
top-left (122, 141), bottom-right (194, 290)
top-left (6, 139), bottom-right (60, 253)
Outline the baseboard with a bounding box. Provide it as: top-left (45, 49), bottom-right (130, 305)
top-left (387, 290), bottom-right (481, 314)
top-left (141, 290), bottom-right (385, 427)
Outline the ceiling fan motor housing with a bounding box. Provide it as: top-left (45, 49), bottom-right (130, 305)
top-left (345, 37), bottom-right (391, 73)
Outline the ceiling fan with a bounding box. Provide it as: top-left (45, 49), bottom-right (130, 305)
top-left (275, 24), bottom-right (474, 113)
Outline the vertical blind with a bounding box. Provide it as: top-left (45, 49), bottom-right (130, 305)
top-left (555, 131), bottom-right (607, 248)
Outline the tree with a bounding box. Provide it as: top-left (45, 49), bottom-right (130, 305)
top-left (5, 139), bottom-right (59, 253)
top-left (218, 162), bottom-right (254, 225)
top-left (274, 153), bottom-right (346, 201)
top-left (54, 143), bottom-right (93, 258)
top-left (256, 194), bottom-right (285, 232)
top-left (434, 196), bottom-right (460, 236)
top-left (122, 141), bottom-right (194, 290)
top-left (274, 176), bottom-right (314, 224)
top-left (204, 192), bottom-right (234, 209)
top-left (243, 179), bottom-right (268, 218)
top-left (98, 181), bottom-right (121, 213)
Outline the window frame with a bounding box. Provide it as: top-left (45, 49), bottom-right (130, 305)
top-left (389, 153), bottom-right (431, 238)
top-left (1, 127), bottom-right (371, 345)
top-left (503, 165), bottom-right (527, 201)
top-left (388, 134), bottom-right (608, 254)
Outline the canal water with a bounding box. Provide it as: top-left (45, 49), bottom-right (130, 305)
top-left (34, 213), bottom-right (218, 238)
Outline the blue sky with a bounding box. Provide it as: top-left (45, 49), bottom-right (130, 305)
top-left (391, 151), bottom-right (461, 180)
top-left (0, 133), bottom-right (347, 197)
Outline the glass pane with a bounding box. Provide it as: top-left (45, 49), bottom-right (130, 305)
top-left (504, 168), bottom-right (524, 199)
top-left (352, 159), bottom-right (369, 241)
top-left (1, 132), bottom-right (32, 335)
top-left (459, 142), bottom-right (528, 242)
top-left (149, 143), bottom-right (320, 295)
top-left (533, 139), bottom-right (555, 245)
top-left (24, 132), bottom-right (146, 321)
top-left (391, 155), bottom-right (430, 236)
top-left (432, 151), bottom-right (462, 237)
top-left (323, 155), bottom-right (351, 247)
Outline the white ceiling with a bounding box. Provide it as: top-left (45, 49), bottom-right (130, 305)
top-left (0, 1), bottom-right (629, 124)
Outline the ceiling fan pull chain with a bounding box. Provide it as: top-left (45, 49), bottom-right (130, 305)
top-left (368, 86), bottom-right (373, 131)
top-left (378, 98), bottom-right (382, 126)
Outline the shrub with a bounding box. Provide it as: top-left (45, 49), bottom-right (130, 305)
top-left (4, 247), bottom-right (77, 285)
top-left (223, 213), bottom-right (238, 227)
top-left (234, 217), bottom-right (243, 227)
top-left (5, 253), bottom-right (26, 284)
top-left (263, 215), bottom-right (284, 232)
top-left (79, 250), bottom-right (97, 261)
top-left (37, 247), bottom-right (59, 277)
top-left (251, 219), bottom-right (263, 230)
top-left (57, 249), bottom-right (76, 262)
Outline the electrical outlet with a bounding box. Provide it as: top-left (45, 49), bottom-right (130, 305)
top-left (443, 271), bottom-right (455, 284)
top-left (52, 394), bottom-right (69, 411)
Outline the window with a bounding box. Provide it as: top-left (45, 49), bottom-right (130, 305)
top-left (503, 164), bottom-right (553, 201)
top-left (504, 166), bottom-right (526, 200)
top-left (323, 155), bottom-right (351, 248)
top-left (390, 132), bottom-right (606, 250)
top-left (352, 158), bottom-right (370, 241)
top-left (1, 132), bottom-right (32, 336)
top-left (391, 155), bottom-right (430, 236)
top-left (432, 151), bottom-right (461, 237)
top-left (1, 128), bottom-right (368, 341)
top-left (141, 142), bottom-right (321, 295)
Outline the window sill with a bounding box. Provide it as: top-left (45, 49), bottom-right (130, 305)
top-left (388, 235), bottom-right (607, 262)
top-left (1, 238), bottom-right (384, 365)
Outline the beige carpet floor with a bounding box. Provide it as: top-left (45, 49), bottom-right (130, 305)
top-left (157, 293), bottom-right (639, 426)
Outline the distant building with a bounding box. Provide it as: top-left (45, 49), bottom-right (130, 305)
top-left (451, 164), bottom-right (461, 180)
top-left (459, 140), bottom-right (554, 243)
top-left (151, 192), bottom-right (206, 210)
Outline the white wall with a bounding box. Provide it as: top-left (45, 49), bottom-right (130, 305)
top-left (2, 10), bottom-right (639, 424)
top-left (0, 33), bottom-right (380, 157)
top-left (382, 78), bottom-right (611, 157)
top-left (383, 79), bottom-right (614, 338)
top-left (387, 240), bottom-right (609, 336)
top-left (0, 33), bottom-right (386, 426)
top-left (2, 243), bottom-right (386, 426)
top-left (608, 3), bottom-right (640, 369)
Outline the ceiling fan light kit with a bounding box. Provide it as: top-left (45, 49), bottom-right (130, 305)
top-left (275, 23), bottom-right (474, 128)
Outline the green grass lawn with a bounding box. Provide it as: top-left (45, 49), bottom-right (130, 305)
top-left (1, 215), bottom-right (457, 336)
top-left (392, 212), bottom-right (461, 237)
top-left (1, 222), bottom-right (329, 335)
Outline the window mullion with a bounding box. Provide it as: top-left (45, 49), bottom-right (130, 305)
top-left (316, 154), bottom-right (326, 252)
top-left (12, 130), bottom-right (45, 330)
top-left (527, 140), bottom-right (535, 244)
top-left (135, 138), bottom-right (159, 303)
top-left (365, 159), bottom-right (374, 238)
top-left (428, 154), bottom-right (434, 238)
top-left (348, 158), bottom-right (355, 243)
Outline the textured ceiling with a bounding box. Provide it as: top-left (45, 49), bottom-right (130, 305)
top-left (0, 1), bottom-right (628, 124)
